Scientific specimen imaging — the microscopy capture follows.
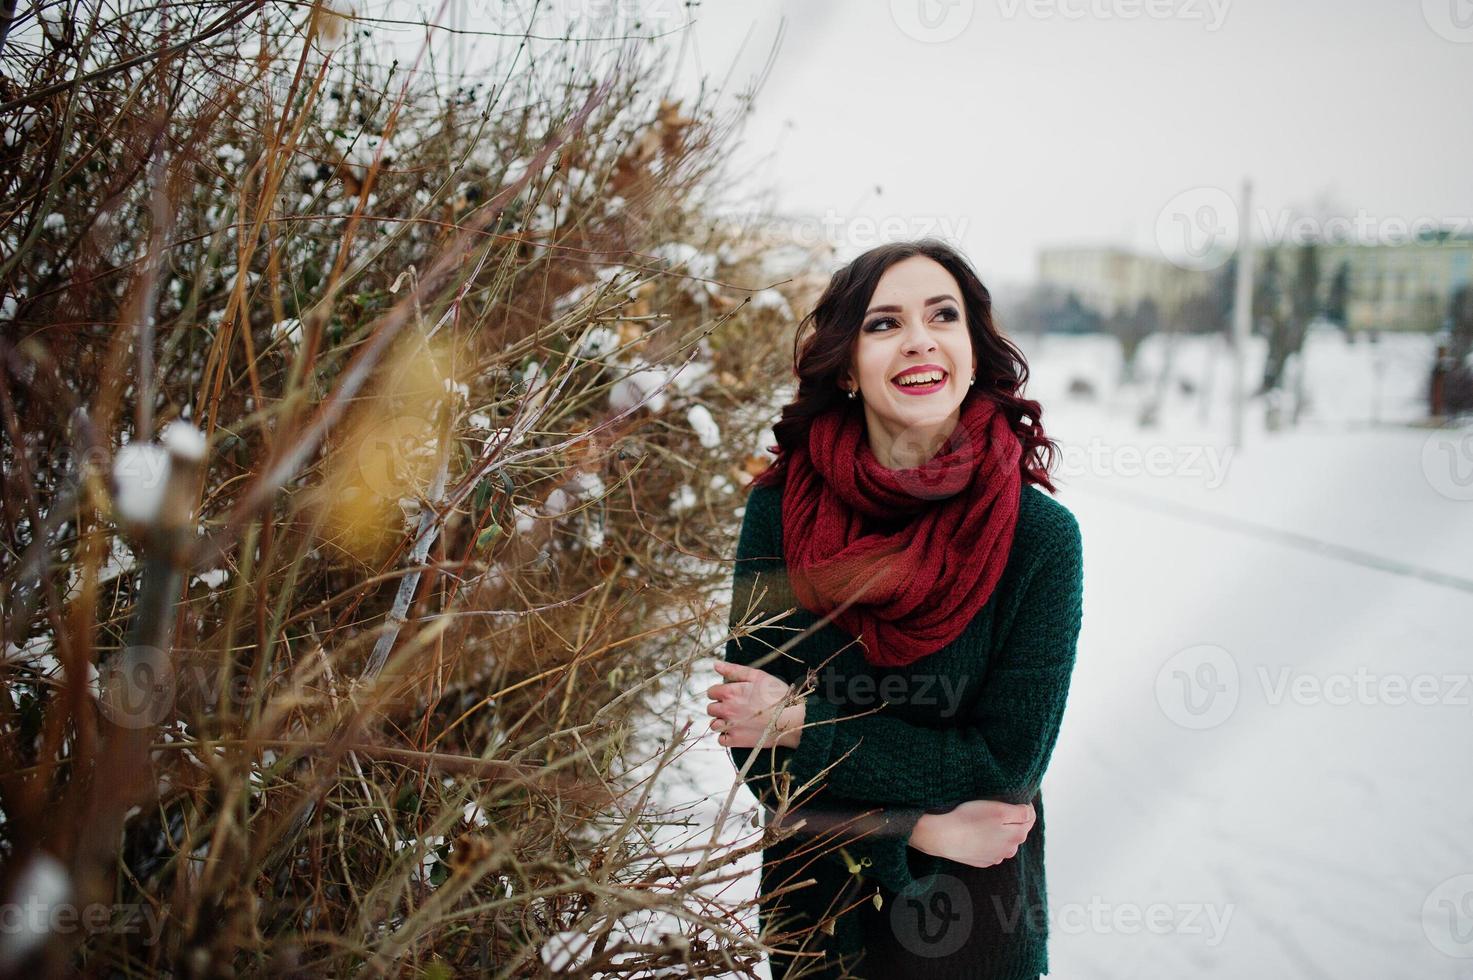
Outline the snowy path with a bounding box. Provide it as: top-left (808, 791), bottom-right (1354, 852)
top-left (1047, 474), bottom-right (1472, 977)
top-left (1035, 333), bottom-right (1473, 978)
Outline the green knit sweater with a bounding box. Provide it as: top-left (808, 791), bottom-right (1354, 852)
top-left (724, 477), bottom-right (1085, 979)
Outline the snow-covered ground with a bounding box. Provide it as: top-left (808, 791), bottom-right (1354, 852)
top-left (1023, 329), bottom-right (1473, 978)
top-left (663, 328), bottom-right (1473, 979)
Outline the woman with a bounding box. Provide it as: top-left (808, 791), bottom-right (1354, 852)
top-left (708, 240), bottom-right (1084, 979)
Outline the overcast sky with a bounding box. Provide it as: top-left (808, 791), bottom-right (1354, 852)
top-left (643, 0), bottom-right (1472, 285)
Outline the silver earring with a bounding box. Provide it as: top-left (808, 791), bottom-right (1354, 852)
top-left (969, 374), bottom-right (975, 386)
top-left (846, 387), bottom-right (857, 400)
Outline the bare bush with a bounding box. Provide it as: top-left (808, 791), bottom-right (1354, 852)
top-left (0, 2), bottom-right (818, 975)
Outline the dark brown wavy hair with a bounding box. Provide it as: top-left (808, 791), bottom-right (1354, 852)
top-left (752, 238), bottom-right (1060, 493)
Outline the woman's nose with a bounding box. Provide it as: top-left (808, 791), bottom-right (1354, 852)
top-left (901, 319), bottom-right (938, 355)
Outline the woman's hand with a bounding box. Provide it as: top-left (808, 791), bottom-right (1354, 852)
top-left (707, 661), bottom-right (805, 750)
top-left (909, 800), bottom-right (1036, 868)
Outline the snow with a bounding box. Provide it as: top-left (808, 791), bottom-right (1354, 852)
top-left (273, 317), bottom-right (303, 346)
top-left (669, 357), bottom-right (712, 395)
top-left (651, 242), bottom-right (721, 303)
top-left (540, 929), bottom-right (595, 973)
top-left (392, 835), bottom-right (446, 887)
top-left (193, 569), bottom-right (229, 590)
top-left (609, 367), bottom-right (671, 414)
top-left (1010, 329), bottom-right (1473, 977)
top-left (0, 635), bottom-right (97, 701)
top-left (521, 359), bottom-right (548, 396)
top-left (651, 242), bottom-right (716, 279)
top-left (111, 425), bottom-right (204, 525)
top-left (61, 536), bottom-right (134, 604)
top-left (539, 903), bottom-right (692, 972)
top-left (656, 327), bottom-right (1473, 979)
top-left (543, 488), bottom-right (573, 518)
top-left (111, 444), bottom-right (171, 524)
top-left (686, 404), bottom-right (722, 449)
top-left (669, 484), bottom-right (698, 513)
top-left (576, 325), bottom-right (620, 360)
top-left (162, 421), bottom-right (206, 461)
top-left (749, 288), bottom-right (792, 318)
top-left (556, 269), bottom-right (643, 320)
top-left (0, 851), bottom-right (70, 971)
top-left (514, 511), bottom-right (536, 537)
top-left (500, 158), bottom-right (530, 188)
top-left (753, 426), bottom-right (778, 460)
top-left (569, 470), bottom-right (606, 500)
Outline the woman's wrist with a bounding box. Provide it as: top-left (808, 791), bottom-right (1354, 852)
top-left (777, 699), bottom-right (805, 748)
top-left (909, 812), bottom-right (941, 855)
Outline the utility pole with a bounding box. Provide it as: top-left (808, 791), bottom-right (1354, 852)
top-left (1230, 179), bottom-right (1255, 450)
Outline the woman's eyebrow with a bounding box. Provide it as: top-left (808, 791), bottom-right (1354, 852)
top-left (864, 294), bottom-right (958, 315)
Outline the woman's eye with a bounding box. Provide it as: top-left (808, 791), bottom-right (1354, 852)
top-left (863, 307), bottom-right (960, 332)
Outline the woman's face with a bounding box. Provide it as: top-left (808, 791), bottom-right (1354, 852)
top-left (841, 255), bottom-right (977, 434)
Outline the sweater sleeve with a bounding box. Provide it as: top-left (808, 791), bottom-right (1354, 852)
top-left (722, 481), bottom-right (928, 896)
top-left (784, 509), bottom-right (1085, 810)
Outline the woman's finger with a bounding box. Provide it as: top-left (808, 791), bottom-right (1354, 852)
top-left (714, 660), bottom-right (756, 681)
top-left (706, 682), bottom-right (741, 700)
top-left (705, 701), bottom-right (732, 719)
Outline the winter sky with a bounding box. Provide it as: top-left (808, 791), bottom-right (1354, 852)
top-left (364, 1), bottom-right (1472, 285)
top-left (652, 0), bottom-right (1473, 285)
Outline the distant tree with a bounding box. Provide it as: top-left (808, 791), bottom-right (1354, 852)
top-left (1210, 255), bottom-right (1237, 333)
top-left (1173, 257), bottom-right (1235, 335)
top-left (1325, 259), bottom-right (1351, 333)
top-left (1292, 242), bottom-right (1321, 324)
top-left (1058, 293), bottom-right (1106, 334)
top-left (1174, 291), bottom-right (1215, 334)
top-left (1450, 283), bottom-right (1473, 364)
top-left (999, 284), bottom-right (1046, 335)
top-left (1008, 285), bottom-right (1107, 335)
top-left (1445, 285), bottom-right (1473, 415)
top-left (1257, 244), bottom-right (1318, 394)
top-left (1110, 296), bottom-right (1159, 383)
top-left (1251, 247), bottom-right (1285, 342)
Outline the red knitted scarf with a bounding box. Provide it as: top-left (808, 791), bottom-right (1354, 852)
top-left (781, 394), bottom-right (1024, 668)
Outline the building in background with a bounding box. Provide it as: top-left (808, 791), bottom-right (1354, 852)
top-left (1034, 231), bottom-right (1473, 335)
top-left (1036, 245), bottom-right (1212, 326)
top-left (1319, 232), bottom-right (1473, 333)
